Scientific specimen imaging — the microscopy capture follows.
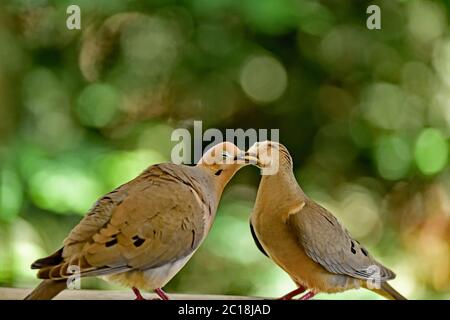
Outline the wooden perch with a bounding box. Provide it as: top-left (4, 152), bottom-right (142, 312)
top-left (0, 287), bottom-right (264, 300)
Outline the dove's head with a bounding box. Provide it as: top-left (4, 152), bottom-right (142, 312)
top-left (198, 142), bottom-right (250, 183)
top-left (239, 141), bottom-right (293, 175)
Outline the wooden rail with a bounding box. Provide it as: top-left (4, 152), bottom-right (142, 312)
top-left (0, 287), bottom-right (263, 300)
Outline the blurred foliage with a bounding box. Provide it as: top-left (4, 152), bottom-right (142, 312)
top-left (0, 0), bottom-right (450, 299)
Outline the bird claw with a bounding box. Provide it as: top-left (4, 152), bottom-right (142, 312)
top-left (132, 287), bottom-right (146, 300)
top-left (298, 291), bottom-right (316, 300)
top-left (154, 288), bottom-right (170, 300)
top-left (277, 286), bottom-right (306, 300)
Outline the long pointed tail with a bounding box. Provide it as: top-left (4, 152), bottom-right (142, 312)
top-left (370, 282), bottom-right (407, 300)
top-left (24, 279), bottom-right (67, 300)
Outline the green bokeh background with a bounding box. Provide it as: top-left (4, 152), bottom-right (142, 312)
top-left (0, 0), bottom-right (449, 299)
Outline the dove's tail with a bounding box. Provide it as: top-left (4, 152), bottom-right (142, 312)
top-left (369, 282), bottom-right (407, 300)
top-left (24, 279), bottom-right (67, 300)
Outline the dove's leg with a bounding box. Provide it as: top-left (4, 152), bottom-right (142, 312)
top-left (298, 291), bottom-right (316, 300)
top-left (154, 288), bottom-right (170, 300)
top-left (132, 287), bottom-right (146, 300)
top-left (278, 286), bottom-right (306, 300)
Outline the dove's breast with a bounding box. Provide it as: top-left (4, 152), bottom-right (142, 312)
top-left (251, 207), bottom-right (360, 293)
top-left (142, 254), bottom-right (195, 288)
top-left (104, 253), bottom-right (194, 290)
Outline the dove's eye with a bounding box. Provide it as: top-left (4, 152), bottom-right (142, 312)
top-left (221, 152), bottom-right (230, 159)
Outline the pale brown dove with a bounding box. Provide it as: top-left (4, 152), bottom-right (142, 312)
top-left (240, 141), bottom-right (406, 300)
top-left (25, 142), bottom-right (247, 300)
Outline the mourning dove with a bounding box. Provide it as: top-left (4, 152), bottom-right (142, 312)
top-left (240, 141), bottom-right (406, 300)
top-left (25, 142), bottom-right (247, 300)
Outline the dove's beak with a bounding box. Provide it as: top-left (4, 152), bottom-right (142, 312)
top-left (234, 152), bottom-right (259, 165)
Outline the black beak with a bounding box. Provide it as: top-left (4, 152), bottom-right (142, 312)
top-left (234, 152), bottom-right (258, 164)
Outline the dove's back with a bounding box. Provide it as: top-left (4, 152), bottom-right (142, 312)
top-left (26, 163), bottom-right (218, 299)
top-left (248, 142), bottom-right (406, 299)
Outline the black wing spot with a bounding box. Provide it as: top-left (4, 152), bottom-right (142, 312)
top-left (132, 235), bottom-right (145, 247)
top-left (215, 169), bottom-right (223, 176)
top-left (350, 241), bottom-right (356, 254)
top-left (322, 215), bottom-right (334, 226)
top-left (191, 230), bottom-right (196, 248)
top-left (361, 247), bottom-right (369, 256)
top-left (105, 238), bottom-right (118, 247)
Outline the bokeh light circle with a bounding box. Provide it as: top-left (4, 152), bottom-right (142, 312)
top-left (415, 128), bottom-right (448, 175)
top-left (76, 83), bottom-right (121, 128)
top-left (240, 55), bottom-right (288, 104)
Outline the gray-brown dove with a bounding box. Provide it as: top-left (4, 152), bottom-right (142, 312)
top-left (25, 142), bottom-right (247, 300)
top-left (240, 141), bottom-right (406, 300)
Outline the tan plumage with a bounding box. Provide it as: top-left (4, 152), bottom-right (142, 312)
top-left (244, 141), bottom-right (406, 300)
top-left (26, 142), bottom-right (246, 300)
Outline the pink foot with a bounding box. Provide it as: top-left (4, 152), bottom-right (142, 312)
top-left (132, 287), bottom-right (146, 300)
top-left (298, 291), bottom-right (316, 300)
top-left (278, 286), bottom-right (306, 300)
top-left (154, 288), bottom-right (170, 300)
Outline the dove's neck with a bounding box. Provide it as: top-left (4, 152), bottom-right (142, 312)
top-left (256, 167), bottom-right (305, 213)
top-left (195, 165), bottom-right (240, 201)
top-left (211, 167), bottom-right (241, 198)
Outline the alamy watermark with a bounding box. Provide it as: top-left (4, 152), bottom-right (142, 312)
top-left (365, 265), bottom-right (382, 290)
top-left (66, 265), bottom-right (81, 290)
top-left (66, 5), bottom-right (81, 30)
top-left (366, 5), bottom-right (381, 30)
top-left (171, 120), bottom-right (278, 162)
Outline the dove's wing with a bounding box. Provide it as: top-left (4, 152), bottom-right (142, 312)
top-left (32, 164), bottom-right (212, 280)
top-left (287, 200), bottom-right (395, 282)
top-left (249, 220), bottom-right (269, 258)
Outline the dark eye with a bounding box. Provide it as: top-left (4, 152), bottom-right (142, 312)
top-left (221, 152), bottom-right (230, 159)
